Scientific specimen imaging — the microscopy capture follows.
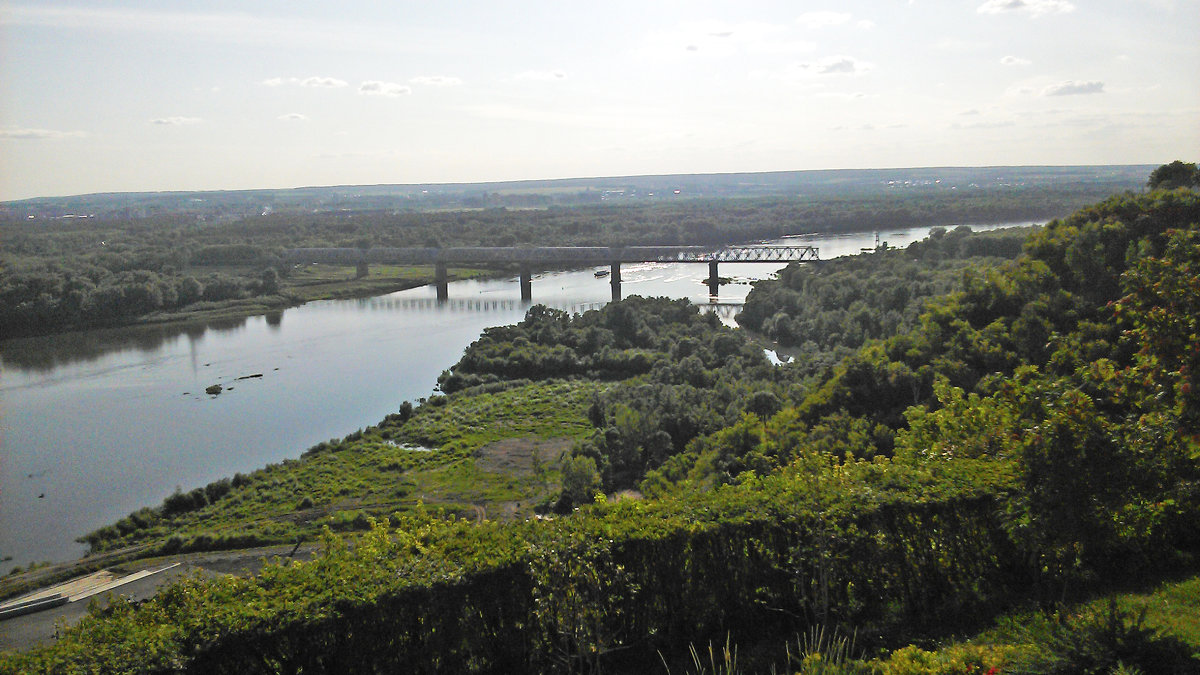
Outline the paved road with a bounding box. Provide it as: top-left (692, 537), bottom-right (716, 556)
top-left (0, 563), bottom-right (202, 651)
top-left (0, 545), bottom-right (315, 652)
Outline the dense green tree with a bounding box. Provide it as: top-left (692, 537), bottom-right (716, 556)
top-left (559, 455), bottom-right (601, 510)
top-left (1147, 160), bottom-right (1199, 190)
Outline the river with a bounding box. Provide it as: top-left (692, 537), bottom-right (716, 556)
top-left (0, 223), bottom-right (1032, 571)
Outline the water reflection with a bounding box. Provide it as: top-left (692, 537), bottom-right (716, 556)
top-left (0, 292), bottom-right (746, 373)
top-left (0, 316), bottom-right (254, 373)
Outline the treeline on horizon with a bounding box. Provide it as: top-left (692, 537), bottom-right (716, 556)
top-left (1, 164), bottom-right (1151, 219)
top-left (5, 176), bottom-right (1198, 672)
top-left (0, 181), bottom-right (1136, 339)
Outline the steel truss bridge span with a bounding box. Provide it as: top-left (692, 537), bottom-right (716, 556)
top-left (287, 244), bottom-right (818, 266)
top-left (285, 244), bottom-right (819, 301)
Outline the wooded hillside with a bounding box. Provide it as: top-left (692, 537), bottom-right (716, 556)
top-left (3, 185), bottom-right (1197, 674)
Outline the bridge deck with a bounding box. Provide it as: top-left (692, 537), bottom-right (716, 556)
top-left (287, 244), bottom-right (819, 266)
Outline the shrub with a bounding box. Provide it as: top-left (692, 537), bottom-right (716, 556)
top-left (396, 400), bottom-right (414, 423)
top-left (558, 455), bottom-right (601, 511)
top-left (162, 487), bottom-right (208, 516)
top-left (1008, 600), bottom-right (1197, 674)
top-left (302, 442), bottom-right (331, 458)
top-left (204, 478), bottom-right (231, 502)
top-left (876, 644), bottom-right (1016, 675)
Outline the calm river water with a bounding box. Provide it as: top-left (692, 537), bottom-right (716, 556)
top-left (0, 224), bottom-right (1031, 571)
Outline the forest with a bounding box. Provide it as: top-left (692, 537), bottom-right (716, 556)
top-left (0, 174), bottom-right (1137, 339)
top-left (1, 171), bottom-right (1198, 673)
top-left (1, 164), bottom-right (1150, 221)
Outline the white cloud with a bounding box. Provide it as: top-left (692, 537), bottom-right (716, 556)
top-left (0, 127), bottom-right (86, 140)
top-left (758, 56), bottom-right (874, 83)
top-left (810, 56), bottom-right (873, 75)
top-left (512, 70), bottom-right (567, 82)
top-left (763, 55), bottom-right (878, 84)
top-left (151, 116), bottom-right (202, 125)
top-left (410, 75), bottom-right (463, 87)
top-left (795, 11), bottom-right (852, 29)
top-left (262, 76), bottom-right (347, 88)
top-left (1000, 55), bottom-right (1032, 66)
top-left (1041, 80), bottom-right (1104, 96)
top-left (978, 0), bottom-right (1076, 17)
top-left (278, 113), bottom-right (309, 121)
top-left (358, 80), bottom-right (411, 96)
top-left (301, 76), bottom-right (347, 88)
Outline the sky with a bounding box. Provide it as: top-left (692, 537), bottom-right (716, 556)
top-left (1, 0), bottom-right (1198, 201)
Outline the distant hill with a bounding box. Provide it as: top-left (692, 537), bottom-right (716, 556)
top-left (0, 165), bottom-right (1152, 222)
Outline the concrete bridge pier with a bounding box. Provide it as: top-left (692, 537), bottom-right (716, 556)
top-left (707, 260), bottom-right (720, 296)
top-left (435, 262), bottom-right (448, 302)
top-left (519, 265), bottom-right (532, 301)
top-left (610, 262), bottom-right (622, 301)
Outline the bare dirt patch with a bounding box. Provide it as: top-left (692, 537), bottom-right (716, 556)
top-left (474, 437), bottom-right (573, 475)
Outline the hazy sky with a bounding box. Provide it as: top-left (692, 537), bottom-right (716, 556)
top-left (2, 1), bottom-right (1197, 200)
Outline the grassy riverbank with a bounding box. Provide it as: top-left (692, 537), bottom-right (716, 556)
top-left (74, 379), bottom-right (600, 559)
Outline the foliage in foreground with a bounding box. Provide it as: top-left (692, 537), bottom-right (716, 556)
top-left (670, 578), bottom-right (1200, 674)
top-left (4, 181), bottom-right (1199, 672)
top-left (3, 456), bottom-right (1020, 674)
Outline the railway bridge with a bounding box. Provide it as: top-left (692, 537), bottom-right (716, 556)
top-left (285, 244), bottom-right (819, 301)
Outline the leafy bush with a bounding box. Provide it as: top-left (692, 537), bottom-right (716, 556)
top-left (1006, 601), bottom-right (1198, 675)
top-left (875, 644), bottom-right (1017, 675)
